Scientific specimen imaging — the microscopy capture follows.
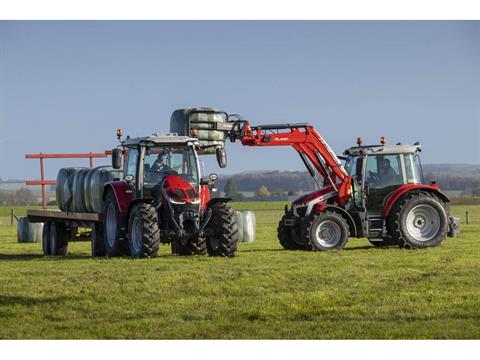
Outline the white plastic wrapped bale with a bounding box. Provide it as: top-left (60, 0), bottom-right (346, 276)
top-left (235, 211), bottom-right (244, 243)
top-left (56, 167), bottom-right (85, 211)
top-left (234, 210), bottom-right (256, 243)
top-left (17, 217), bottom-right (43, 243)
top-left (241, 210), bottom-right (256, 243)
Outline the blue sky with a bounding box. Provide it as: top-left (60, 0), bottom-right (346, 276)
top-left (0, 21), bottom-right (479, 180)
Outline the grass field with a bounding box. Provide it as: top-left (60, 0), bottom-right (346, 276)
top-left (0, 202), bottom-right (479, 339)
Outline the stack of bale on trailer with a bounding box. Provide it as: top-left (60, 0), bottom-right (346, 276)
top-left (56, 166), bottom-right (123, 213)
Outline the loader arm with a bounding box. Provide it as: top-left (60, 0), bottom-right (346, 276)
top-left (234, 122), bottom-right (352, 205)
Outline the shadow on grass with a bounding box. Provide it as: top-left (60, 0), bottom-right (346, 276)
top-left (0, 295), bottom-right (67, 306)
top-left (0, 253), bottom-right (93, 261)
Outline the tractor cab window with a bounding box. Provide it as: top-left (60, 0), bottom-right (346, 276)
top-left (365, 154), bottom-right (403, 212)
top-left (344, 155), bottom-right (363, 207)
top-left (143, 146), bottom-right (199, 189)
top-left (404, 154), bottom-right (424, 184)
top-left (125, 148), bottom-right (139, 180)
top-left (366, 154), bottom-right (402, 189)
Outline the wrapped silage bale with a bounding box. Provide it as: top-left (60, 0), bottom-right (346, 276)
top-left (17, 217), bottom-right (43, 243)
top-left (72, 168), bottom-right (90, 213)
top-left (235, 211), bottom-right (244, 243)
top-left (56, 167), bottom-right (85, 211)
top-left (241, 211), bottom-right (256, 243)
top-left (84, 166), bottom-right (123, 213)
top-left (170, 107), bottom-right (227, 155)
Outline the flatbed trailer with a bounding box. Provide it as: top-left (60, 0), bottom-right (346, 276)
top-left (27, 209), bottom-right (104, 256)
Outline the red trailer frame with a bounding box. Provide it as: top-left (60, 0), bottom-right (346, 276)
top-left (25, 151), bottom-right (112, 209)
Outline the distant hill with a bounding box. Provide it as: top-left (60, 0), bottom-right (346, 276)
top-left (218, 164), bottom-right (480, 193)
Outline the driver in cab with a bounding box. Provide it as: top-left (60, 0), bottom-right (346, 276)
top-left (150, 151), bottom-right (176, 174)
top-left (375, 158), bottom-right (397, 187)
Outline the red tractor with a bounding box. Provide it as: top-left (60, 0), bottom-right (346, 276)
top-left (197, 119), bottom-right (460, 251)
top-left (101, 132), bottom-right (239, 258)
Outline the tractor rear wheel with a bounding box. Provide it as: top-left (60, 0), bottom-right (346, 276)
top-left (388, 192), bottom-right (448, 249)
top-left (127, 203), bottom-right (160, 258)
top-left (172, 236), bottom-right (207, 256)
top-left (206, 203), bottom-right (239, 257)
top-left (49, 222), bottom-right (68, 256)
top-left (277, 211), bottom-right (304, 250)
top-left (304, 211), bottom-right (349, 251)
top-left (103, 191), bottom-right (127, 257)
top-left (91, 222), bottom-right (106, 257)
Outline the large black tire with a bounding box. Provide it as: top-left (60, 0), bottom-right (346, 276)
top-left (103, 191), bottom-right (127, 257)
top-left (42, 221), bottom-right (51, 255)
top-left (91, 222), bottom-right (106, 257)
top-left (277, 211), bottom-right (304, 250)
top-left (388, 192), bottom-right (448, 249)
top-left (206, 203), bottom-right (239, 257)
top-left (127, 203), bottom-right (160, 258)
top-left (49, 222), bottom-right (68, 256)
top-left (172, 236), bottom-right (207, 256)
top-left (303, 211), bottom-right (349, 251)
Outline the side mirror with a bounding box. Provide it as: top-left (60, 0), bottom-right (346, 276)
top-left (216, 147), bottom-right (227, 168)
top-left (111, 148), bottom-right (123, 169)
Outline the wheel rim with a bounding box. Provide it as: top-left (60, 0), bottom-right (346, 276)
top-left (406, 204), bottom-right (441, 242)
top-left (105, 203), bottom-right (117, 248)
top-left (130, 216), bottom-right (142, 255)
top-left (314, 220), bottom-right (342, 248)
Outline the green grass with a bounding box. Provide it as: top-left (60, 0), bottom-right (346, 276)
top-left (0, 203), bottom-right (478, 339)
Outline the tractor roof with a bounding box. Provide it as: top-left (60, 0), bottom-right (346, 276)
top-left (344, 143), bottom-right (421, 157)
top-left (123, 133), bottom-right (197, 147)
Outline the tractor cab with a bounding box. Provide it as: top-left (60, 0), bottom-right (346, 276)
top-left (112, 134), bottom-right (205, 206)
top-left (344, 141), bottom-right (424, 215)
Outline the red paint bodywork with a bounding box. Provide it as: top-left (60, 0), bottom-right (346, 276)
top-left (381, 183), bottom-right (449, 218)
top-left (239, 123), bottom-right (351, 206)
top-left (292, 185), bottom-right (335, 206)
top-left (105, 180), bottom-right (132, 215)
top-left (162, 175), bottom-right (201, 203)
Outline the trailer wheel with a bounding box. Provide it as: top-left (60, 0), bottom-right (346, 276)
top-left (49, 222), bottom-right (68, 256)
top-left (128, 203), bottom-right (160, 258)
top-left (277, 212), bottom-right (304, 250)
top-left (91, 222), bottom-right (106, 257)
top-left (172, 236), bottom-right (207, 256)
top-left (206, 203), bottom-right (239, 257)
top-left (304, 211), bottom-right (349, 251)
top-left (42, 221), bottom-right (51, 255)
top-left (103, 191), bottom-right (127, 257)
top-left (388, 192), bottom-right (448, 249)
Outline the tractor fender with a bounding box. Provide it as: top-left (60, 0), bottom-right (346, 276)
top-left (317, 205), bottom-right (358, 238)
top-left (381, 184), bottom-right (450, 218)
top-left (206, 197), bottom-right (232, 208)
top-left (103, 181), bottom-right (132, 215)
top-left (125, 198), bottom-right (156, 232)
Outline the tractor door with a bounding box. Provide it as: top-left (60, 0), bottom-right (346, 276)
top-left (364, 154), bottom-right (404, 214)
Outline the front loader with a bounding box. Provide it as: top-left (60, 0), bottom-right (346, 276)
top-left (184, 111), bottom-right (460, 251)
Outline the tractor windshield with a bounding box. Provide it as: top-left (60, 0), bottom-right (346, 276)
top-left (143, 146), bottom-right (199, 189)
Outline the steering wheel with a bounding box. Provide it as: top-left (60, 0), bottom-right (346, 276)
top-left (368, 170), bottom-right (379, 183)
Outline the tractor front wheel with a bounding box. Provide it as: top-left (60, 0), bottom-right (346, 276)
top-left (304, 211), bottom-right (349, 251)
top-left (389, 192), bottom-right (448, 249)
top-left (206, 203), bottom-right (239, 257)
top-left (277, 211), bottom-right (304, 250)
top-left (128, 203), bottom-right (160, 258)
